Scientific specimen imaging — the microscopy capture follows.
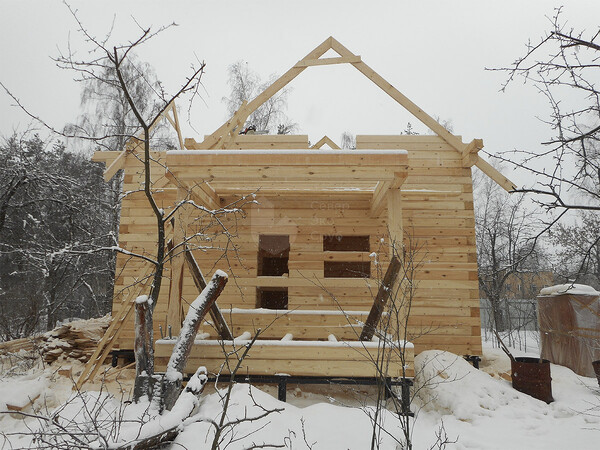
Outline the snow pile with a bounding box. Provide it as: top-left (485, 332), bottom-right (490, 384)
top-left (415, 351), bottom-right (544, 419)
top-left (0, 378), bottom-right (47, 412)
top-left (539, 283), bottom-right (600, 297)
top-left (2, 341), bottom-right (600, 449)
top-left (413, 349), bottom-right (600, 449)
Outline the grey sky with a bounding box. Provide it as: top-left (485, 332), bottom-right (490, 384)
top-left (1, 0), bottom-right (598, 187)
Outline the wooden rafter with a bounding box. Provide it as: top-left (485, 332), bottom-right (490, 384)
top-left (199, 36), bottom-right (516, 192)
top-left (197, 37), bottom-right (336, 150)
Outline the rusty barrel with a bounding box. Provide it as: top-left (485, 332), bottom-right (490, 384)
top-left (511, 357), bottom-right (553, 403)
top-left (593, 360), bottom-right (600, 388)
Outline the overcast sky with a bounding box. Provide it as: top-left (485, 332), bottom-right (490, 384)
top-left (1, 0), bottom-right (598, 186)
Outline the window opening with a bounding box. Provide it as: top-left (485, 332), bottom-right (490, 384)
top-left (258, 235), bottom-right (289, 276)
top-left (323, 235), bottom-right (370, 278)
top-left (256, 287), bottom-right (288, 309)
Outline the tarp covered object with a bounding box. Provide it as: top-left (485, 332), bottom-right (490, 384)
top-left (537, 284), bottom-right (600, 377)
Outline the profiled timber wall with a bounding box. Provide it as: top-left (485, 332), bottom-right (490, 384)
top-left (95, 134), bottom-right (482, 356)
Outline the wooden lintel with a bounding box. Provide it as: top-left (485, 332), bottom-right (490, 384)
top-left (296, 56), bottom-right (361, 67)
top-left (474, 157), bottom-right (517, 192)
top-left (310, 135), bottom-right (341, 149)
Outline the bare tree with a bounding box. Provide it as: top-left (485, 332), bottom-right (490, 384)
top-left (491, 7), bottom-right (599, 284)
top-left (550, 210), bottom-right (600, 289)
top-left (223, 60), bottom-right (297, 134)
top-left (0, 134), bottom-right (115, 336)
top-left (474, 166), bottom-right (545, 333)
top-left (340, 131), bottom-right (356, 149)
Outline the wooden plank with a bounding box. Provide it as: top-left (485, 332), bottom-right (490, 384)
top-left (183, 247), bottom-right (234, 340)
top-left (170, 102), bottom-right (185, 150)
top-left (155, 340), bottom-right (414, 377)
top-left (387, 188), bottom-right (402, 251)
top-left (371, 181), bottom-right (391, 217)
top-left (166, 151), bottom-right (408, 167)
top-left (77, 264), bottom-right (155, 389)
top-left (296, 55), bottom-right (362, 67)
top-left (360, 256), bottom-right (401, 341)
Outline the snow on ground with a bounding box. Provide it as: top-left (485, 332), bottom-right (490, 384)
top-left (1, 332), bottom-right (599, 449)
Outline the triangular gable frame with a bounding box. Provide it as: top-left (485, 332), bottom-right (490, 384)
top-left (311, 135), bottom-right (341, 150)
top-left (196, 36), bottom-right (515, 192)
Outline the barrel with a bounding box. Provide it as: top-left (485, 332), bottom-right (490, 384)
top-left (511, 357), bottom-right (553, 403)
top-left (593, 360), bottom-right (600, 388)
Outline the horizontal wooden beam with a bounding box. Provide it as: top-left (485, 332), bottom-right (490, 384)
top-left (170, 166), bottom-right (400, 183)
top-left (296, 56), bottom-right (362, 67)
top-left (166, 151), bottom-right (407, 167)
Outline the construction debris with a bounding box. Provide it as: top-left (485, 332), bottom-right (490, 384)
top-left (0, 316), bottom-right (110, 365)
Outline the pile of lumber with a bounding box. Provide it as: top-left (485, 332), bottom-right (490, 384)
top-left (0, 316), bottom-right (110, 364)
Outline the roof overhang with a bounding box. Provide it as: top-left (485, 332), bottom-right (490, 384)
top-left (165, 148), bottom-right (408, 197)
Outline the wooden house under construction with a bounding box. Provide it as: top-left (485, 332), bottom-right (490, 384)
top-left (90, 37), bottom-right (515, 383)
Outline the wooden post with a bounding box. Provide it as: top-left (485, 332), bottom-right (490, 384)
top-left (387, 188), bottom-right (403, 253)
top-left (360, 256), bottom-right (402, 341)
top-left (166, 187), bottom-right (188, 336)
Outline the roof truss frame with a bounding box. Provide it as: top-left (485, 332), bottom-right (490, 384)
top-left (196, 37), bottom-right (515, 192)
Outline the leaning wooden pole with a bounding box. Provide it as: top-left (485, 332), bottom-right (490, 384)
top-left (184, 247), bottom-right (234, 340)
top-left (360, 256), bottom-right (402, 341)
top-left (162, 270), bottom-right (228, 410)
